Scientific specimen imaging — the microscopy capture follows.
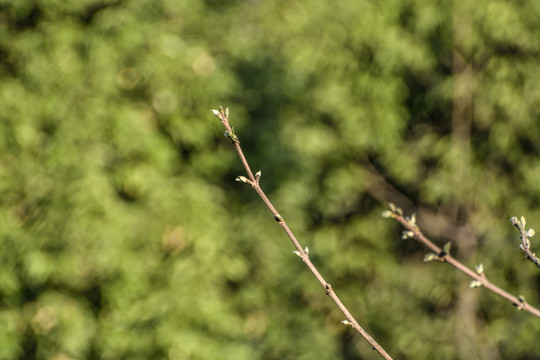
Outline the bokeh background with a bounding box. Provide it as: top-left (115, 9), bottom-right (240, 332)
top-left (1, 0), bottom-right (540, 359)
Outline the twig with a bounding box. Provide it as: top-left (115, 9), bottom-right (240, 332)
top-left (510, 216), bottom-right (540, 270)
top-left (212, 106), bottom-right (393, 360)
top-left (383, 203), bottom-right (540, 318)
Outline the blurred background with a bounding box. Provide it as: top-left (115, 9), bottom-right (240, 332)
top-left (1, 0), bottom-right (540, 359)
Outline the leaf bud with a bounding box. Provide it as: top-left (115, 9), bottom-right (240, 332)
top-left (442, 242), bottom-right (452, 255)
top-left (475, 263), bottom-right (484, 274)
top-left (211, 109), bottom-right (222, 120)
top-left (423, 253), bottom-right (439, 262)
top-left (235, 176), bottom-right (249, 183)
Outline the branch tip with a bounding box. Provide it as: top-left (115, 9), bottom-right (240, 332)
top-left (511, 215), bottom-right (540, 269)
top-left (516, 295), bottom-right (527, 310)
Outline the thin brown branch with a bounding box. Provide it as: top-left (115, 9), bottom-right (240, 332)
top-left (511, 216), bottom-right (540, 270)
top-left (212, 107), bottom-right (393, 360)
top-left (383, 204), bottom-right (540, 318)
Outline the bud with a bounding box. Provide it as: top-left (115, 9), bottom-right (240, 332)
top-left (211, 109), bottom-right (222, 120)
top-left (475, 263), bottom-right (484, 275)
top-left (442, 242), bottom-right (452, 255)
top-left (423, 253), bottom-right (439, 262)
top-left (235, 176), bottom-right (249, 183)
top-left (401, 230), bottom-right (414, 240)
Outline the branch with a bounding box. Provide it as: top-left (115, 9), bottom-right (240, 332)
top-left (212, 106), bottom-right (393, 360)
top-left (383, 203), bottom-right (540, 318)
top-left (510, 216), bottom-right (540, 270)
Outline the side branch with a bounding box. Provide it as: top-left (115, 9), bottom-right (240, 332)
top-left (383, 204), bottom-right (540, 318)
top-left (510, 216), bottom-right (540, 270)
top-left (213, 107), bottom-right (393, 360)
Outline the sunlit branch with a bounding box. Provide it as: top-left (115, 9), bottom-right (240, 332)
top-left (383, 204), bottom-right (540, 318)
top-left (213, 106), bottom-right (393, 360)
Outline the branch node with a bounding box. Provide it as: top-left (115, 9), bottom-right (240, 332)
top-left (224, 130), bottom-right (239, 144)
top-left (325, 283), bottom-right (332, 295)
top-left (517, 295), bottom-right (527, 310)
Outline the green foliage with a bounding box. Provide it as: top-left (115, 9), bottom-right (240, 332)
top-left (1, 0), bottom-right (540, 359)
